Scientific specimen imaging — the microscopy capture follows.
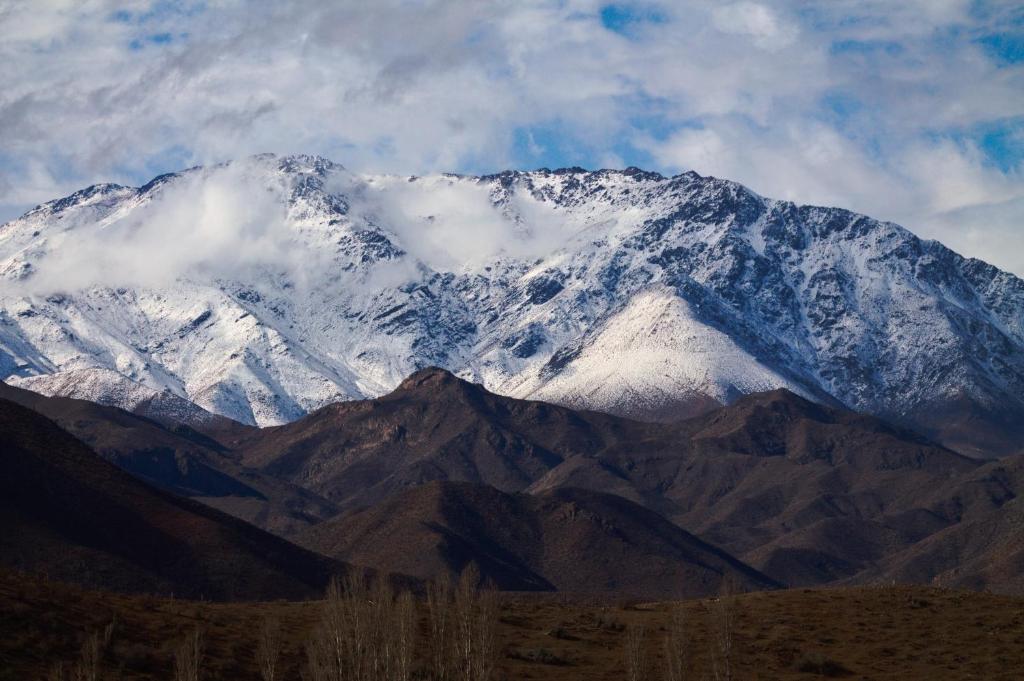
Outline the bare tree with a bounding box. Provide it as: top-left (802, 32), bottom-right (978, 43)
top-left (256, 616), bottom-right (282, 681)
top-left (662, 604), bottom-right (686, 681)
top-left (306, 570), bottom-right (421, 681)
top-left (624, 624), bottom-right (648, 681)
top-left (472, 587), bottom-right (498, 681)
top-left (303, 630), bottom-right (332, 681)
top-left (102, 617), bottom-right (117, 650)
top-left (454, 565), bottom-right (480, 681)
top-left (174, 628), bottom-right (204, 681)
top-left (427, 572), bottom-right (453, 681)
top-left (47, 662), bottom-right (65, 681)
top-left (451, 564), bottom-right (498, 681)
top-left (392, 590), bottom-right (417, 681)
top-left (709, 579), bottom-right (738, 681)
top-left (318, 575), bottom-right (353, 681)
top-left (72, 631), bottom-right (101, 681)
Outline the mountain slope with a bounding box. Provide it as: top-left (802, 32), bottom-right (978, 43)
top-left (0, 381), bottom-right (337, 535)
top-left (0, 396), bottom-right (347, 600)
top-left (239, 368), bottom-right (992, 588)
top-left (298, 480), bottom-right (779, 599)
top-left (1, 155), bottom-right (1022, 455)
top-left (236, 367), bottom-right (666, 511)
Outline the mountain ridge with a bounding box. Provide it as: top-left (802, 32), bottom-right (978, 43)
top-left (2, 153), bottom-right (1022, 456)
top-left (226, 367), bottom-right (1014, 590)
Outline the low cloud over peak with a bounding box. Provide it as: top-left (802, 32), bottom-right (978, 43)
top-left (0, 1), bottom-right (1021, 273)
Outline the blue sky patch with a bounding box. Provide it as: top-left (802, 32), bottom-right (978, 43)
top-left (599, 4), bottom-right (666, 37)
top-left (830, 39), bottom-right (904, 57)
top-left (976, 32), bottom-right (1024, 66)
top-left (976, 121), bottom-right (1024, 171)
top-left (129, 33), bottom-right (177, 51)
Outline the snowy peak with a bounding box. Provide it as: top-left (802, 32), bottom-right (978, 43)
top-left (1, 154), bottom-right (1022, 456)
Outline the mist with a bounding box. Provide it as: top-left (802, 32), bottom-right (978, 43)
top-left (12, 159), bottom-right (582, 297)
top-left (18, 164), bottom-right (299, 295)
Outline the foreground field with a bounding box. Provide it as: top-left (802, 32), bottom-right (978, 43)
top-left (1, 570), bottom-right (1022, 680)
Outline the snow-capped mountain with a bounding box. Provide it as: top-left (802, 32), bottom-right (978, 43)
top-left (1, 154), bottom-right (1022, 456)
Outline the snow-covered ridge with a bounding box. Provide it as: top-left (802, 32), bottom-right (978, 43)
top-left (1, 154), bottom-right (1022, 455)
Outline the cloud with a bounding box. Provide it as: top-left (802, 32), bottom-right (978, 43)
top-left (639, 120), bottom-right (1024, 273)
top-left (16, 157), bottom-right (583, 295)
top-left (331, 171), bottom-right (575, 270)
top-left (711, 2), bottom-right (798, 50)
top-left (0, 0), bottom-right (1021, 274)
top-left (20, 163), bottom-right (297, 293)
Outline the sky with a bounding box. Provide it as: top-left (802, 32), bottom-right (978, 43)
top-left (1, 0), bottom-right (1022, 274)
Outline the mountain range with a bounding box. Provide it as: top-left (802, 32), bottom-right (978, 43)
top-left (5, 366), bottom-right (1023, 598)
top-left (1, 154), bottom-right (1022, 458)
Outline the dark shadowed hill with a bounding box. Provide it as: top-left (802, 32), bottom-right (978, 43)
top-left (297, 480), bottom-right (779, 599)
top-left (8, 364), bottom-right (1021, 596)
top-left (0, 381), bottom-right (337, 536)
top-left (238, 367), bottom-right (669, 511)
top-left (850, 452), bottom-right (1024, 593)
top-left (0, 396), bottom-right (349, 601)
top-left (524, 388), bottom-right (983, 586)
top-left (240, 368), bottom-right (1005, 590)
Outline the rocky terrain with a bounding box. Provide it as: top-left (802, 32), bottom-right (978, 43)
top-left (236, 368), bottom-right (1023, 592)
top-left (8, 367), bottom-right (1021, 596)
top-left (2, 154), bottom-right (1022, 456)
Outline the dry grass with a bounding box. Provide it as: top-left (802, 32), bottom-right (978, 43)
top-left (1, 569), bottom-right (1022, 680)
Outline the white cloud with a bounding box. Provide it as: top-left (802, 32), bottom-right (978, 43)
top-left (0, 0), bottom-right (1021, 274)
top-left (711, 2), bottom-right (798, 50)
top-left (640, 120), bottom-right (1024, 274)
top-left (21, 163), bottom-right (296, 293)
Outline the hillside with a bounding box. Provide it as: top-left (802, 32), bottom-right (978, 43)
top-left (0, 396), bottom-right (348, 601)
top-left (237, 369), bottom-right (1021, 591)
top-left (298, 480), bottom-right (779, 599)
top-left (0, 381), bottom-right (335, 536)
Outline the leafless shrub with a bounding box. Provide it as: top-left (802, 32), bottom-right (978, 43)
top-left (662, 604), bottom-right (686, 681)
top-left (624, 623), bottom-right (648, 681)
top-left (173, 628), bottom-right (204, 681)
top-left (256, 616), bottom-right (282, 681)
top-left (597, 612), bottom-right (625, 632)
top-left (794, 651), bottom-right (851, 677)
top-left (506, 647), bottom-right (568, 665)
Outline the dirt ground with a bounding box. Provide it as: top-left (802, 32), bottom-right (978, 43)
top-left (1, 570), bottom-right (1021, 680)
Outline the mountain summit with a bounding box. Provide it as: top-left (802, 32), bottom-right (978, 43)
top-left (1, 154), bottom-right (1022, 456)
